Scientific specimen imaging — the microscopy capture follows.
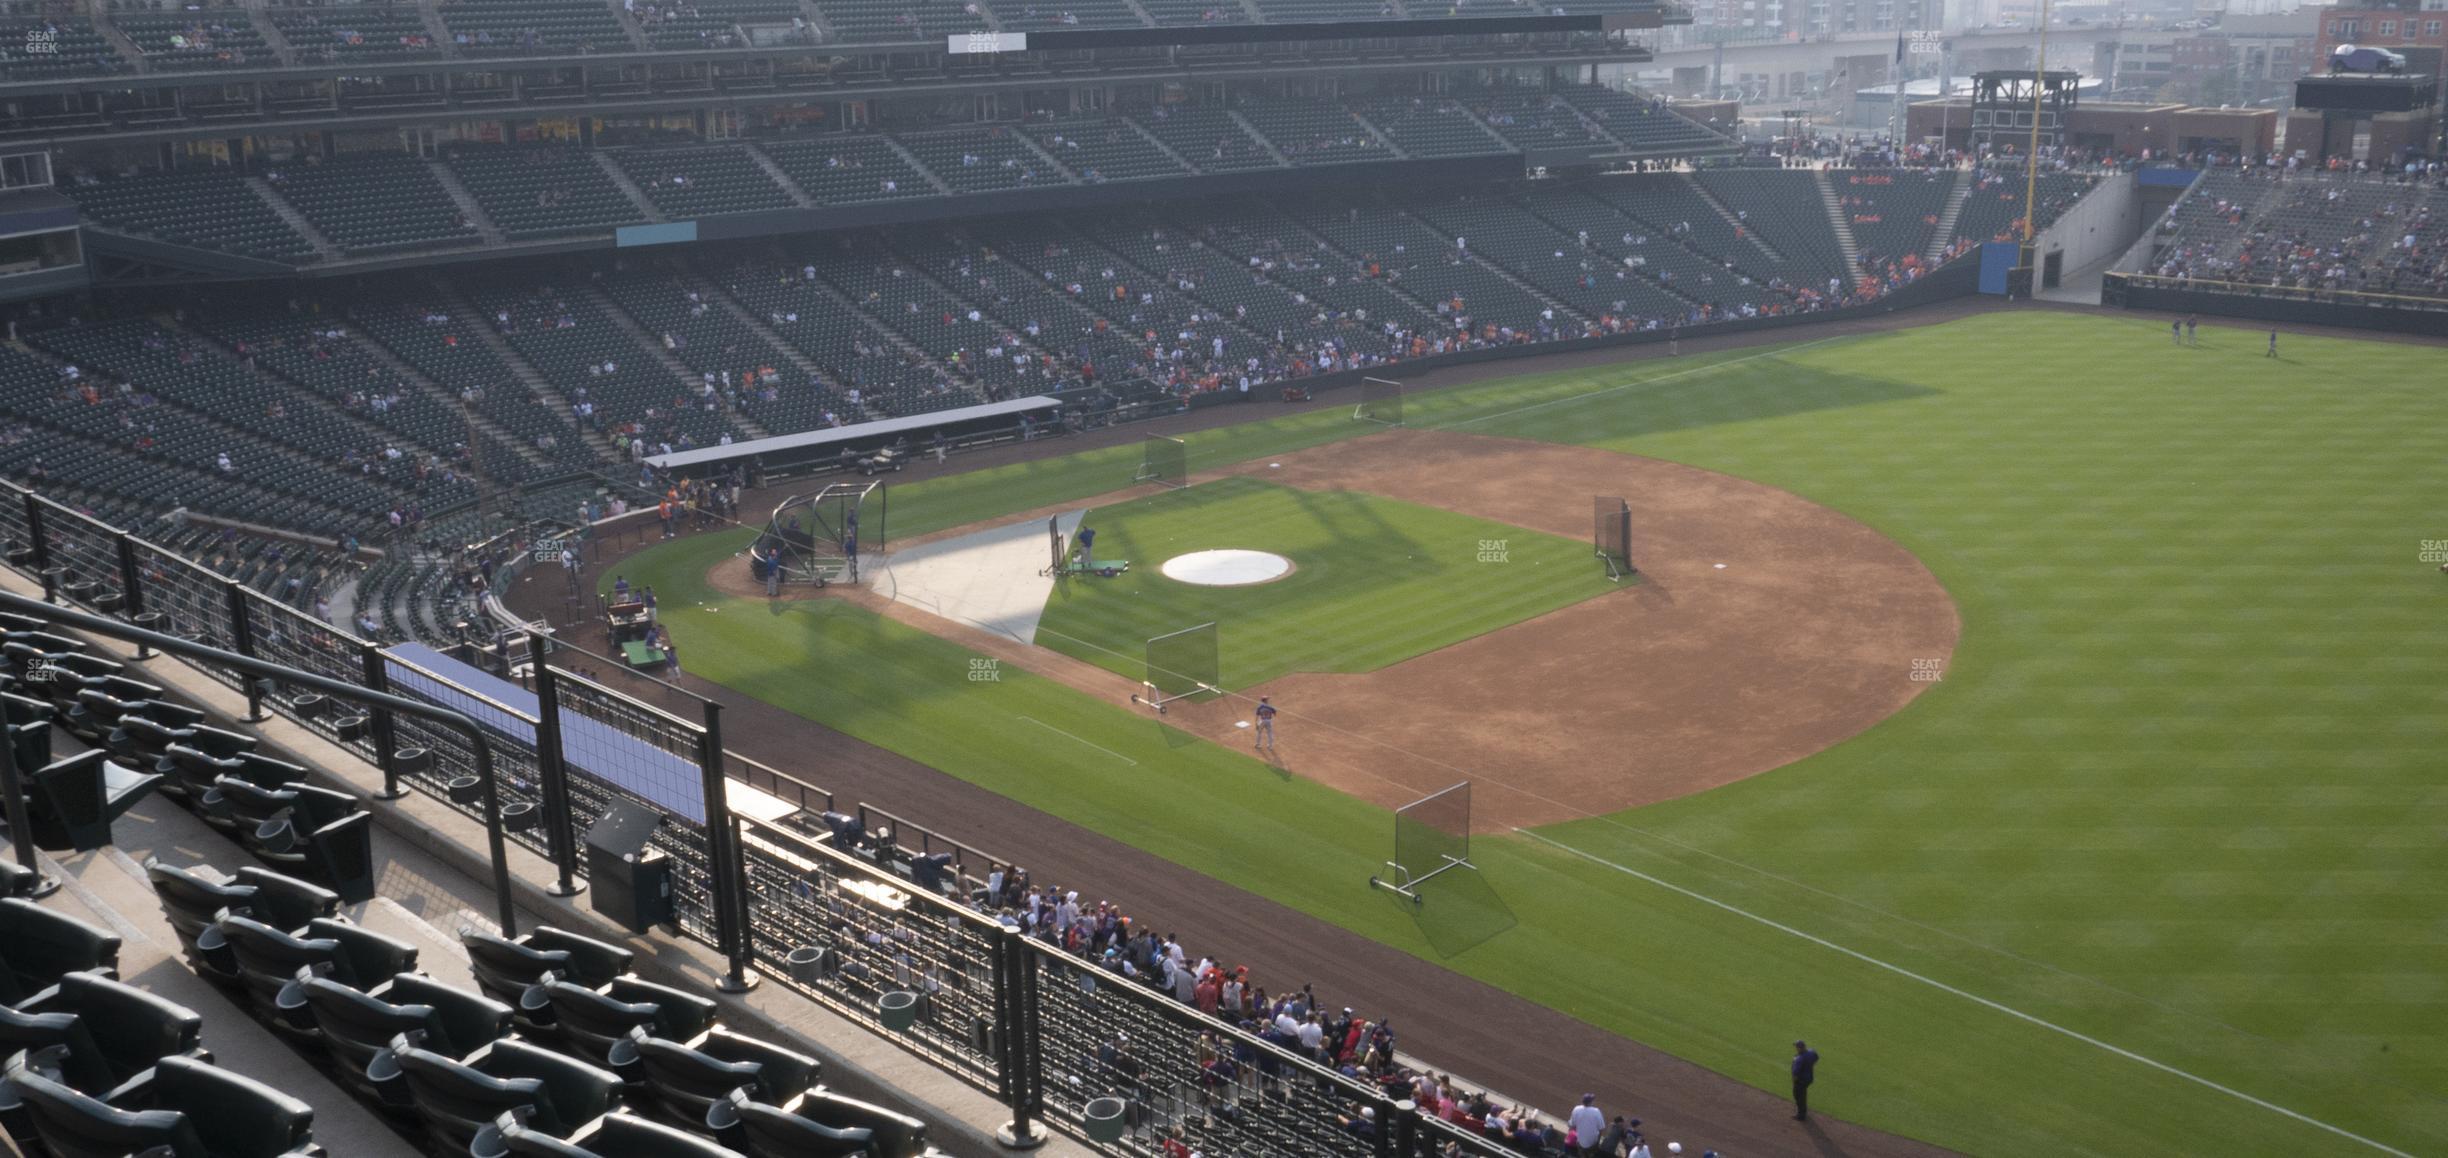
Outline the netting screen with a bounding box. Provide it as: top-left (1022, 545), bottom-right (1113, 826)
top-left (136, 543), bottom-right (246, 691)
top-left (1594, 496), bottom-right (1631, 567)
top-left (1357, 377), bottom-right (1404, 425)
top-left (547, 668), bottom-right (708, 825)
top-left (242, 590), bottom-right (379, 761)
top-left (1136, 436), bottom-right (1187, 488)
top-left (32, 496), bottom-right (123, 612)
top-left (739, 816), bottom-right (1005, 1087)
top-left (1144, 622), bottom-right (1218, 702)
top-left (1393, 781), bottom-right (1471, 881)
top-left (1032, 944), bottom-right (1384, 1158)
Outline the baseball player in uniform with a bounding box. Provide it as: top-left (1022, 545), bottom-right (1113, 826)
top-left (1254, 696), bottom-right (1277, 750)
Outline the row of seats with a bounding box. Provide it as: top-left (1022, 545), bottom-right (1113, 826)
top-left (0, 2), bottom-right (1677, 65)
top-left (63, 90), bottom-right (1722, 264)
top-left (0, 614), bottom-right (334, 1156)
top-left (0, 906), bottom-right (327, 1158)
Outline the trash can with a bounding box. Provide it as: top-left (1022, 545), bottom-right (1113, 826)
top-left (586, 799), bottom-right (673, 933)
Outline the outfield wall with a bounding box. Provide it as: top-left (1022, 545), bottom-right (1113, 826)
top-left (2105, 274), bottom-right (2448, 336)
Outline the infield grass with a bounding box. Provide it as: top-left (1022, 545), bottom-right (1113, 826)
top-left (1032, 476), bottom-right (1619, 688)
top-left (617, 312), bottom-right (2448, 1158)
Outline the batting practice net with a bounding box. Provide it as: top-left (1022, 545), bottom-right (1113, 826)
top-left (1134, 434), bottom-right (1188, 488)
top-left (1594, 495), bottom-right (1632, 581)
top-left (1355, 376), bottom-right (1404, 426)
top-left (1129, 621), bottom-right (1219, 714)
top-left (1370, 781), bottom-right (1475, 905)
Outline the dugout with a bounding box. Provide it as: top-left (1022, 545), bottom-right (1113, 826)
top-left (646, 395), bottom-right (1067, 485)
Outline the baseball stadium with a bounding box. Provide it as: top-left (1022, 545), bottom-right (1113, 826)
top-left (0, 3), bottom-right (2435, 1158)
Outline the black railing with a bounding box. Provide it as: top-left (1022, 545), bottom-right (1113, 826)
top-left (0, 475), bottom-right (1531, 1157)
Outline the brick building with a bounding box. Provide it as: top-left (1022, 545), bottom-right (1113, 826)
top-left (2311, 0), bottom-right (2448, 66)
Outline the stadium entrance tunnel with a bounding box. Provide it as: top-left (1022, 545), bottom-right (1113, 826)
top-left (1158, 549), bottom-right (1295, 587)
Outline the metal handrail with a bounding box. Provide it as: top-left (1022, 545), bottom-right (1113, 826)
top-left (0, 590), bottom-right (525, 936)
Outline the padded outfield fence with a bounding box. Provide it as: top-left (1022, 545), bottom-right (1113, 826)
top-left (0, 476), bottom-right (1524, 1158)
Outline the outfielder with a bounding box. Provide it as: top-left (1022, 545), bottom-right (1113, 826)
top-left (1254, 696), bottom-right (1277, 750)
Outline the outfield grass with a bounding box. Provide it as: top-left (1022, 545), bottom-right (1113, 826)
top-left (618, 313), bottom-right (2448, 1158)
top-left (1033, 476), bottom-right (1617, 688)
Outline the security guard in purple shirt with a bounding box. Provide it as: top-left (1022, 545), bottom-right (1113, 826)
top-left (1791, 1040), bottom-right (1820, 1120)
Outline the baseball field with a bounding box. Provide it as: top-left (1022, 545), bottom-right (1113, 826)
top-left (600, 311), bottom-right (2447, 1157)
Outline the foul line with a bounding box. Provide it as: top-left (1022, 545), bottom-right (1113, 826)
top-left (1015, 715), bottom-right (1139, 766)
top-left (1433, 335), bottom-right (1853, 432)
top-left (1514, 829), bottom-right (2415, 1158)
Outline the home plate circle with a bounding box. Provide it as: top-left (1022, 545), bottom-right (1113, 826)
top-left (1160, 549), bottom-right (1294, 586)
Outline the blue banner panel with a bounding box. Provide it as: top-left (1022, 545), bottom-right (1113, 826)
top-left (615, 221), bottom-right (698, 248)
top-left (2136, 167), bottom-right (2203, 188)
top-left (385, 642), bottom-right (706, 823)
top-left (1979, 241), bottom-right (2020, 295)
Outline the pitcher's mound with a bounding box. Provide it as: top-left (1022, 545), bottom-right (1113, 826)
top-left (1160, 549), bottom-right (1294, 586)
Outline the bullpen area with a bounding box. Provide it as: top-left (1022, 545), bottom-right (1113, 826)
top-left (584, 312), bottom-right (2448, 1158)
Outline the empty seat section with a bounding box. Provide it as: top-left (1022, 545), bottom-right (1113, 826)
top-left (807, 0), bottom-right (987, 41)
top-left (448, 147), bottom-right (647, 239)
top-left (1021, 118), bottom-right (1188, 184)
top-left (1352, 96), bottom-right (1505, 159)
top-left (26, 320), bottom-right (418, 520)
top-left (442, 0), bottom-right (627, 54)
top-left (348, 301), bottom-right (593, 466)
top-left (894, 127), bottom-right (1062, 194)
top-left (1136, 0), bottom-right (1246, 24)
top-left (757, 136), bottom-right (933, 206)
top-left (64, 169), bottom-right (315, 261)
top-left (1470, 89), bottom-right (1608, 151)
top-left (1834, 168), bottom-right (1954, 267)
top-left (985, 0), bottom-right (1144, 30)
top-left (637, 0), bottom-right (804, 48)
top-left (1129, 105), bottom-right (1277, 173)
top-left (598, 268), bottom-right (838, 433)
top-left (616, 147), bottom-right (797, 217)
top-left (1234, 99), bottom-right (1387, 165)
top-left (468, 281), bottom-right (731, 449)
top-left (1564, 85), bottom-right (1732, 154)
top-left (1689, 169), bottom-right (1852, 279)
top-left (273, 5), bottom-right (442, 62)
top-left (0, 20), bottom-right (128, 81)
top-left (712, 258), bottom-right (977, 421)
top-left (267, 154), bottom-right (477, 254)
top-left (1287, 195), bottom-right (1552, 334)
top-left (113, 11), bottom-right (270, 70)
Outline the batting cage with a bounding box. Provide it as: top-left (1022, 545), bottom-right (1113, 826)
top-left (1370, 781), bottom-right (1475, 905)
top-left (1129, 621), bottom-right (1219, 714)
top-left (1594, 495), bottom-right (1632, 581)
top-left (1134, 434), bottom-right (1188, 488)
top-left (1355, 376), bottom-right (1404, 426)
top-left (760, 482), bottom-right (885, 586)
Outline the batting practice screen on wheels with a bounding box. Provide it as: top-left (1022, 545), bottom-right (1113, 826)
top-left (1132, 621), bottom-right (1219, 713)
top-left (1135, 435), bottom-right (1188, 488)
top-left (1594, 495), bottom-right (1631, 579)
top-left (1372, 781), bottom-right (1475, 904)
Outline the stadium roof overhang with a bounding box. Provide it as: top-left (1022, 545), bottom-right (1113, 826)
top-left (647, 395), bottom-right (1064, 473)
top-left (0, 10), bottom-right (1674, 103)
